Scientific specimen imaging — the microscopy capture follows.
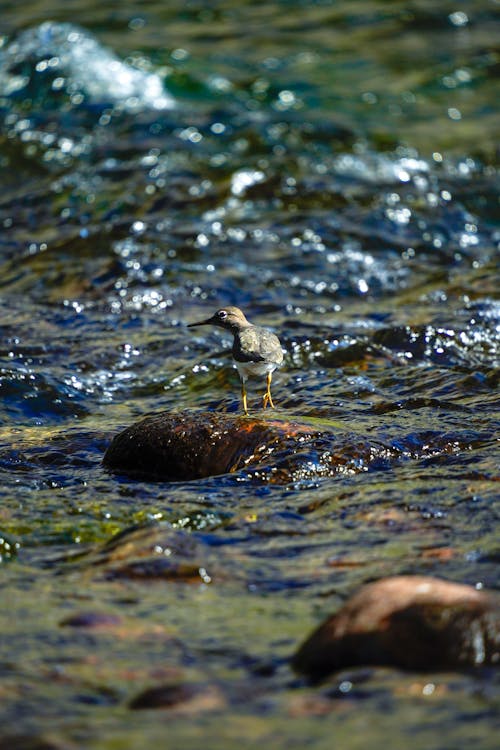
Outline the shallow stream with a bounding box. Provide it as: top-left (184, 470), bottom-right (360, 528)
top-left (0, 2), bottom-right (498, 748)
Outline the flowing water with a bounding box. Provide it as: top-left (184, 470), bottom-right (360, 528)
top-left (0, 1), bottom-right (499, 748)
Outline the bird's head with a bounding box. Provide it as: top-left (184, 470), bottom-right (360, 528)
top-left (188, 306), bottom-right (250, 332)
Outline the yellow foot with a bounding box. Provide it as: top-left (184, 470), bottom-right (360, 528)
top-left (263, 392), bottom-right (275, 409)
top-left (263, 371), bottom-right (276, 409)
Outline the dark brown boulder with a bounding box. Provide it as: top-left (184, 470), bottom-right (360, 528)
top-left (292, 576), bottom-right (500, 679)
top-left (102, 410), bottom-right (326, 481)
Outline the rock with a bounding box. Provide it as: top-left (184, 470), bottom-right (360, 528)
top-left (292, 576), bottom-right (500, 679)
top-left (59, 611), bottom-right (122, 629)
top-left (102, 410), bottom-right (323, 481)
top-left (0, 736), bottom-right (72, 750)
top-left (76, 523), bottom-right (220, 584)
top-left (129, 682), bottom-right (225, 712)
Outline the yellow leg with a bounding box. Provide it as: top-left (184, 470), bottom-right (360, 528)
top-left (242, 381), bottom-right (249, 416)
top-left (263, 371), bottom-right (275, 409)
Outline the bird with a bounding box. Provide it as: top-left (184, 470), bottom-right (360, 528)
top-left (188, 306), bottom-right (283, 415)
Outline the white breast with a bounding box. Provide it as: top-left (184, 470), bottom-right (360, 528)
top-left (234, 360), bottom-right (277, 382)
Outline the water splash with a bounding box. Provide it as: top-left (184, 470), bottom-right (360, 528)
top-left (0, 21), bottom-right (175, 112)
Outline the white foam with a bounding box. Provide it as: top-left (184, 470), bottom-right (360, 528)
top-left (1, 21), bottom-right (175, 112)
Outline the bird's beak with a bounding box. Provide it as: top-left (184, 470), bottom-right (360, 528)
top-left (187, 316), bottom-right (213, 328)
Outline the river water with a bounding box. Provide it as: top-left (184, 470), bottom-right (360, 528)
top-left (0, 2), bottom-right (499, 748)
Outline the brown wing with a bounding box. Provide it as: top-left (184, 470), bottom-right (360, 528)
top-left (234, 327), bottom-right (283, 366)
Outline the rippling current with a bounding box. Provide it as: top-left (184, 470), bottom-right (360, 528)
top-left (0, 2), bottom-right (499, 749)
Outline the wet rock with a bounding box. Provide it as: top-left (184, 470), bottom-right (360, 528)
top-left (292, 576), bottom-right (500, 680)
top-left (129, 682), bottom-right (225, 713)
top-left (103, 410), bottom-right (323, 481)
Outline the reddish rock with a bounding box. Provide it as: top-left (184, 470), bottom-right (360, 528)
top-left (292, 576), bottom-right (500, 679)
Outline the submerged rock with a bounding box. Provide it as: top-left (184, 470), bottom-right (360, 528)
top-left (81, 523), bottom-right (219, 584)
top-left (129, 682), bottom-right (225, 712)
top-left (0, 737), bottom-right (71, 750)
top-left (59, 611), bottom-right (122, 629)
top-left (293, 576), bottom-right (500, 679)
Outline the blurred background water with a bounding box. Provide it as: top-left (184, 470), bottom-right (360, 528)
top-left (0, 1), bottom-right (499, 748)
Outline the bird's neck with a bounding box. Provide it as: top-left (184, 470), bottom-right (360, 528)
top-left (228, 322), bottom-right (251, 335)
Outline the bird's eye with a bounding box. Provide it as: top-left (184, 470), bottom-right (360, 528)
top-left (217, 310), bottom-right (227, 320)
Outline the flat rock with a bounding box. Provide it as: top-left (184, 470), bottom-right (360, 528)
top-left (292, 575), bottom-right (500, 679)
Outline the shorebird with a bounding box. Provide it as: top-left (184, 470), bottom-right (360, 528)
top-left (188, 306), bottom-right (283, 415)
